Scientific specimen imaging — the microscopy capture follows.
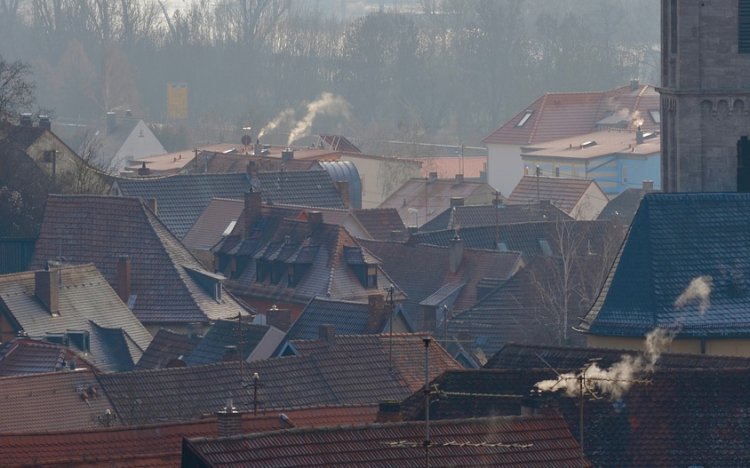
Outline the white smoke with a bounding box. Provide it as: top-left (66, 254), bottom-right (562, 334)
top-left (258, 108), bottom-right (296, 139)
top-left (674, 275), bottom-right (713, 316)
top-left (287, 93), bottom-right (352, 145)
top-left (535, 328), bottom-right (675, 399)
top-left (631, 110), bottom-right (644, 129)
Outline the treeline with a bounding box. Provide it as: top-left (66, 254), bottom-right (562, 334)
top-left (0, 0), bottom-right (659, 145)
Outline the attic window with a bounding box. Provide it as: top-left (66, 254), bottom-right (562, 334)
top-left (367, 266), bottom-right (378, 288)
top-left (516, 111), bottom-right (534, 127)
top-left (538, 238), bottom-right (552, 256)
top-left (476, 336), bottom-right (488, 346)
top-left (67, 330), bottom-right (90, 351)
top-left (498, 242), bottom-right (509, 251)
top-left (45, 333), bottom-right (65, 345)
top-left (256, 260), bottom-right (269, 283)
top-left (649, 109), bottom-right (661, 124)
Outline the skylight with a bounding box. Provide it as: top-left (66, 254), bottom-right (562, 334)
top-left (516, 111), bottom-right (534, 127)
top-left (222, 220), bottom-right (237, 237)
top-left (649, 109), bottom-right (661, 124)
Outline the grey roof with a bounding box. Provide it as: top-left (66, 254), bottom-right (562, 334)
top-left (507, 176), bottom-right (600, 215)
top-left (113, 173), bottom-right (252, 239)
top-left (186, 317), bottom-right (273, 366)
top-left (597, 187), bottom-right (658, 224)
top-left (420, 202), bottom-right (572, 232)
top-left (582, 193), bottom-right (750, 338)
top-left (256, 171), bottom-right (346, 209)
top-left (0, 264), bottom-right (152, 372)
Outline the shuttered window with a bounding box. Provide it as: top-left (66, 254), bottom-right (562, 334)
top-left (740, 0), bottom-right (750, 53)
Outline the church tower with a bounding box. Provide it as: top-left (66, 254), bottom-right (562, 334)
top-left (660, 0), bottom-right (750, 192)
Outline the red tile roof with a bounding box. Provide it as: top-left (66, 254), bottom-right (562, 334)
top-left (277, 404), bottom-right (379, 428)
top-left (484, 84), bottom-right (660, 145)
top-left (353, 208), bottom-right (407, 240)
top-left (183, 416), bottom-right (591, 468)
top-left (507, 176), bottom-right (604, 215)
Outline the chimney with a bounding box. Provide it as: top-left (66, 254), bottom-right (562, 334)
top-left (318, 324), bottom-right (336, 342)
top-left (35, 264), bottom-right (59, 315)
top-left (125, 109), bottom-right (133, 118)
top-left (217, 399), bottom-right (243, 438)
top-left (335, 181), bottom-right (350, 209)
top-left (389, 230), bottom-right (404, 242)
top-left (19, 113), bottom-right (32, 127)
top-left (428, 172), bottom-right (438, 182)
top-left (521, 388), bottom-right (559, 417)
top-left (539, 199), bottom-right (551, 207)
top-left (642, 180), bottom-right (654, 190)
top-left (449, 197), bottom-right (464, 208)
top-left (117, 256), bottom-right (132, 303)
top-left (636, 126), bottom-right (644, 145)
top-left (246, 160), bottom-right (259, 180)
top-left (307, 211), bottom-right (324, 232)
top-left (367, 294), bottom-right (386, 333)
top-left (454, 174), bottom-right (464, 185)
top-left (376, 400), bottom-right (403, 423)
top-left (222, 345), bottom-right (241, 362)
top-left (493, 197), bottom-right (504, 208)
top-left (449, 234), bottom-right (464, 274)
top-left (254, 138), bottom-right (261, 156)
top-left (281, 149), bottom-right (294, 163)
top-left (39, 115), bottom-right (51, 131)
top-left (407, 226), bottom-right (418, 236)
top-left (423, 306), bottom-right (437, 332)
top-left (630, 79), bottom-right (639, 91)
top-left (138, 162), bottom-right (151, 176)
top-left (244, 190), bottom-right (263, 235)
top-left (145, 199), bottom-right (157, 214)
top-left (457, 329), bottom-right (471, 347)
top-left (479, 170), bottom-right (487, 183)
top-left (187, 322), bottom-right (203, 339)
top-left (265, 305), bottom-right (292, 332)
top-left (106, 112), bottom-right (116, 134)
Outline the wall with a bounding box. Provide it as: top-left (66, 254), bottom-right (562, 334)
top-left (112, 120), bottom-right (167, 173)
top-left (340, 154), bottom-right (420, 208)
top-left (486, 142), bottom-right (524, 195)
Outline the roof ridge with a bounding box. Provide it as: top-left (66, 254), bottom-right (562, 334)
top-left (527, 93), bottom-right (548, 144)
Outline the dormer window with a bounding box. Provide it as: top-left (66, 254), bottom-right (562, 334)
top-left (367, 266), bottom-right (378, 288)
top-left (343, 245), bottom-right (381, 289)
top-left (516, 111), bottom-right (533, 127)
top-left (256, 260), bottom-right (270, 283)
top-left (538, 238), bottom-right (552, 256)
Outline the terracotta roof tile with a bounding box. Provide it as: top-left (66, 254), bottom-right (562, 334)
top-left (353, 208), bottom-right (407, 241)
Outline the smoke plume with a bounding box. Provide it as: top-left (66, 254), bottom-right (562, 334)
top-left (631, 110), bottom-right (644, 128)
top-left (258, 108), bottom-right (296, 139)
top-left (674, 275), bottom-right (713, 316)
top-left (534, 328), bottom-right (675, 399)
top-left (287, 93), bottom-right (352, 145)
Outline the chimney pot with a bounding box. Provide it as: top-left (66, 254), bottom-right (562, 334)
top-left (307, 211), bottom-right (324, 231)
top-left (117, 256), bottom-right (132, 303)
top-left (367, 294), bottom-right (386, 334)
top-left (449, 235), bottom-right (464, 274)
top-left (318, 324), bottom-right (336, 342)
top-left (216, 399), bottom-right (243, 437)
top-left (35, 266), bottom-right (59, 315)
top-left (454, 174), bottom-right (464, 185)
top-left (642, 180), bottom-right (654, 190)
top-left (106, 112), bottom-right (116, 134)
top-left (449, 197), bottom-right (464, 208)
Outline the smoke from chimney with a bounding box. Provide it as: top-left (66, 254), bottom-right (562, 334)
top-left (287, 93), bottom-right (352, 146)
top-left (674, 275), bottom-right (712, 316)
top-left (259, 108), bottom-right (296, 139)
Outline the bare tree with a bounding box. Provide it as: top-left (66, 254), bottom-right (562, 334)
top-left (0, 56), bottom-right (35, 121)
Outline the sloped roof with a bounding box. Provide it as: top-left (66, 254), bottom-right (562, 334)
top-left (89, 117), bottom-right (139, 164)
top-left (256, 170), bottom-right (346, 209)
top-left (0, 264), bottom-right (152, 372)
top-left (582, 193), bottom-right (750, 337)
top-left (484, 84), bottom-right (660, 145)
top-left (507, 176), bottom-right (603, 215)
top-left (183, 416), bottom-right (590, 468)
top-left (0, 369), bottom-right (116, 432)
top-left (484, 343), bottom-right (750, 371)
top-left (283, 298), bottom-right (380, 341)
top-left (134, 328), bottom-right (202, 370)
top-left (597, 186), bottom-right (658, 224)
top-left (420, 202), bottom-right (572, 232)
top-left (357, 240), bottom-right (522, 328)
top-left (31, 195), bottom-right (249, 325)
top-left (183, 198), bottom-right (246, 250)
top-left (0, 121), bottom-right (46, 149)
top-left (288, 333), bottom-right (461, 394)
top-left (379, 178), bottom-right (493, 227)
top-left (354, 208), bottom-right (407, 240)
top-left (401, 367), bottom-right (750, 468)
top-left (416, 156), bottom-right (487, 178)
top-left (186, 317), bottom-right (274, 366)
top-left (0, 339), bottom-right (97, 376)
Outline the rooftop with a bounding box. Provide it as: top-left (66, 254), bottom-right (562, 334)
top-left (521, 129), bottom-right (660, 160)
top-left (507, 176), bottom-right (605, 215)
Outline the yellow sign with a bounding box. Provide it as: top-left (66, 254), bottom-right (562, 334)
top-left (167, 83), bottom-right (188, 119)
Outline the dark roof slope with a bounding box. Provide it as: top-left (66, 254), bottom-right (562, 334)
top-left (597, 186), bottom-right (658, 224)
top-left (0, 339), bottom-right (97, 376)
top-left (354, 208), bottom-right (407, 240)
top-left (186, 317), bottom-right (272, 366)
top-left (31, 195), bottom-right (248, 325)
top-left (183, 416), bottom-right (590, 468)
top-left (420, 202), bottom-right (572, 232)
top-left (582, 193), bottom-right (750, 337)
top-left (256, 170), bottom-right (346, 209)
top-left (284, 297), bottom-right (375, 341)
top-left (134, 328), bottom-right (202, 370)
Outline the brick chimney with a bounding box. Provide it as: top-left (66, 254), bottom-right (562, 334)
top-left (38, 115), bottom-right (51, 131)
top-left (138, 162), bottom-right (150, 176)
top-left (376, 400), bottom-right (403, 423)
top-left (281, 149), bottom-right (294, 163)
top-left (222, 345), bottom-right (241, 362)
top-left (449, 234), bottom-right (464, 274)
top-left (454, 174), bottom-right (464, 184)
top-left (367, 294), bottom-right (386, 333)
top-left (266, 305), bottom-right (292, 332)
top-left (335, 181), bottom-right (350, 209)
top-left (449, 197), bottom-right (464, 208)
top-left (35, 264), bottom-right (59, 315)
top-left (422, 306), bottom-right (436, 332)
top-left (636, 126), bottom-right (644, 145)
top-left (244, 190), bottom-right (263, 236)
top-left (217, 399), bottom-right (243, 437)
top-left (643, 180), bottom-right (654, 190)
top-left (307, 211), bottom-right (324, 232)
top-left (106, 112), bottom-right (116, 134)
top-left (319, 324), bottom-right (336, 342)
top-left (117, 256), bottom-right (132, 303)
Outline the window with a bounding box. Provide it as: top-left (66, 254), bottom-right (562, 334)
top-left (649, 109), bottom-right (661, 124)
top-left (221, 220), bottom-right (237, 237)
top-left (43, 150), bottom-right (55, 163)
top-left (256, 260), bottom-right (269, 283)
top-left (572, 165), bottom-right (579, 178)
top-left (538, 238), bottom-right (552, 256)
top-left (741, 0), bottom-right (750, 53)
top-left (366, 266), bottom-right (378, 288)
top-left (554, 166), bottom-right (560, 178)
top-left (516, 111), bottom-right (534, 127)
top-left (498, 242), bottom-right (509, 251)
top-left (287, 265), bottom-right (297, 287)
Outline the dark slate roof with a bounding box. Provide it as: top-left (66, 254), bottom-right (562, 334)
top-left (112, 173), bottom-right (251, 239)
top-left (597, 187), bottom-right (658, 224)
top-left (484, 343), bottom-right (750, 371)
top-left (31, 195), bottom-right (249, 325)
top-left (353, 208), bottom-right (407, 240)
top-left (0, 121), bottom-right (46, 149)
top-left (283, 298), bottom-right (375, 341)
top-left (256, 171), bottom-right (346, 210)
top-left (582, 193), bottom-right (750, 337)
top-left (183, 416), bottom-right (590, 468)
top-left (507, 176), bottom-right (602, 215)
top-left (0, 339), bottom-right (97, 376)
top-left (186, 317), bottom-right (273, 366)
top-left (357, 240), bottom-right (522, 328)
top-left (134, 328), bottom-right (202, 370)
top-left (420, 202), bottom-right (572, 232)
top-left (413, 220), bottom-right (618, 261)
top-left (0, 264), bottom-right (152, 372)
top-left (401, 367), bottom-right (750, 468)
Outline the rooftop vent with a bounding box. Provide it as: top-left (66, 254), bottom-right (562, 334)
top-left (581, 141), bottom-right (597, 149)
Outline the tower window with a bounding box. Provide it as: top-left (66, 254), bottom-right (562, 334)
top-left (741, 0), bottom-right (750, 53)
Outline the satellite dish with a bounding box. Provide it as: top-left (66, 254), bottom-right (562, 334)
top-left (241, 134), bottom-right (252, 146)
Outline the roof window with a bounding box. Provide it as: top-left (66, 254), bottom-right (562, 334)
top-left (516, 111), bottom-right (534, 127)
top-left (649, 109), bottom-right (661, 124)
top-left (538, 238), bottom-right (552, 256)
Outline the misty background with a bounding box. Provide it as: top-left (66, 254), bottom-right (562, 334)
top-left (0, 0), bottom-right (660, 152)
